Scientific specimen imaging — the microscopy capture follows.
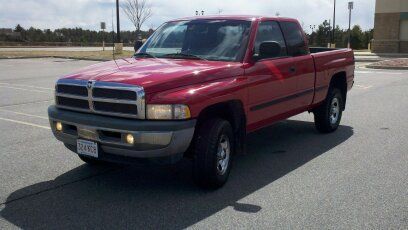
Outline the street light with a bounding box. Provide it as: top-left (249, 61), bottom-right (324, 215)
top-left (348, 2), bottom-right (354, 49)
top-left (195, 10), bottom-right (205, 16)
top-left (309, 25), bottom-right (316, 32)
top-left (309, 25), bottom-right (316, 45)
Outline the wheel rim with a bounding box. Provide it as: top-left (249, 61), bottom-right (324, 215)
top-left (216, 134), bottom-right (230, 175)
top-left (329, 97), bottom-right (340, 125)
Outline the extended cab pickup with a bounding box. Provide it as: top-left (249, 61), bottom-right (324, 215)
top-left (48, 16), bottom-right (354, 188)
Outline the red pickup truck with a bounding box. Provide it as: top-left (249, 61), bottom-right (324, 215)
top-left (48, 15), bottom-right (354, 188)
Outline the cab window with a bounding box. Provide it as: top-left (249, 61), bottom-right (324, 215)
top-left (279, 21), bottom-right (309, 56)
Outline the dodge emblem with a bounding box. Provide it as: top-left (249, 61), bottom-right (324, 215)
top-left (87, 80), bottom-right (94, 89)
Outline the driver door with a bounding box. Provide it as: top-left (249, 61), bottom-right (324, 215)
top-left (246, 20), bottom-right (299, 130)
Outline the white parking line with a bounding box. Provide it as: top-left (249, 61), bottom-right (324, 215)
top-left (355, 71), bottom-right (404, 75)
top-left (0, 117), bottom-right (50, 130)
top-left (0, 100), bottom-right (53, 108)
top-left (355, 84), bottom-right (373, 89)
top-left (0, 85), bottom-right (50, 94)
top-left (0, 82), bottom-right (53, 90)
top-left (0, 109), bottom-right (48, 120)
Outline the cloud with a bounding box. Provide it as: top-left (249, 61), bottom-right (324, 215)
top-left (0, 0), bottom-right (375, 31)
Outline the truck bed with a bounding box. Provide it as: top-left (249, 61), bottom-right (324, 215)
top-left (309, 47), bottom-right (346, 53)
top-left (309, 48), bottom-right (355, 105)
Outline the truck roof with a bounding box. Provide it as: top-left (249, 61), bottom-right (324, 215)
top-left (170, 15), bottom-right (299, 23)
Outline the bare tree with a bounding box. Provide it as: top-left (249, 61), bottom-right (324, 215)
top-left (121, 0), bottom-right (153, 39)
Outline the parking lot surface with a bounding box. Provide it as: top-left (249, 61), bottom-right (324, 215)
top-left (0, 58), bottom-right (407, 229)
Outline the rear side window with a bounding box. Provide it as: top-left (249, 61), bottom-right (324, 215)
top-left (280, 22), bottom-right (309, 56)
top-left (254, 21), bottom-right (287, 57)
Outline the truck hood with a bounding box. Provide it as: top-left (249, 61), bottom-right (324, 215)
top-left (64, 58), bottom-right (243, 94)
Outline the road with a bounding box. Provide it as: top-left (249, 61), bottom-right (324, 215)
top-left (0, 58), bottom-right (407, 229)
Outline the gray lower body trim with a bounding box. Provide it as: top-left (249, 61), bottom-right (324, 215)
top-left (48, 106), bottom-right (196, 161)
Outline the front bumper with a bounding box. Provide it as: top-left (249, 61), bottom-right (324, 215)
top-left (48, 106), bottom-right (196, 163)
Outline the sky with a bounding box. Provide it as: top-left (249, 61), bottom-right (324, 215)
top-left (0, 0), bottom-right (376, 32)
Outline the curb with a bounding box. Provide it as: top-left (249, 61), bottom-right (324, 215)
top-left (355, 59), bottom-right (384, 63)
top-left (366, 65), bottom-right (408, 70)
top-left (354, 53), bottom-right (408, 58)
top-left (0, 56), bottom-right (110, 62)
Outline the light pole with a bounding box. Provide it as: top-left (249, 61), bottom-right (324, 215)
top-left (116, 0), bottom-right (120, 43)
top-left (327, 19), bottom-right (331, 48)
top-left (332, 0), bottom-right (336, 47)
top-left (101, 22), bottom-right (106, 51)
top-left (348, 2), bottom-right (354, 49)
top-left (114, 0), bottom-right (123, 54)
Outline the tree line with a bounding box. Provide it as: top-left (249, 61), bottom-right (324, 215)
top-left (307, 20), bottom-right (373, 49)
top-left (1, 20), bottom-right (373, 49)
top-left (1, 24), bottom-right (153, 45)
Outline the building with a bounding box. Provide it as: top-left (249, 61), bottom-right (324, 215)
top-left (372, 0), bottom-right (408, 53)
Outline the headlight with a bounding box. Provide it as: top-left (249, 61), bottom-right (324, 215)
top-left (146, 104), bottom-right (191, 120)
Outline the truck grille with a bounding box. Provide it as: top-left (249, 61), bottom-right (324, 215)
top-left (56, 84), bottom-right (88, 96)
top-left (55, 79), bottom-right (145, 119)
top-left (57, 97), bottom-right (89, 109)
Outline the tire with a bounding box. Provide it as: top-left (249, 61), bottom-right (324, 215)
top-left (193, 118), bottom-right (234, 189)
top-left (313, 88), bottom-right (344, 133)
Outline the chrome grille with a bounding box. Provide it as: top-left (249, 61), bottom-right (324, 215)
top-left (55, 79), bottom-right (145, 119)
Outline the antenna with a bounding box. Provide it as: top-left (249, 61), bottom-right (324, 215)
top-left (111, 9), bottom-right (119, 69)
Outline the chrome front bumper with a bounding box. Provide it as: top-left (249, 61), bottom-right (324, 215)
top-left (48, 106), bottom-right (195, 161)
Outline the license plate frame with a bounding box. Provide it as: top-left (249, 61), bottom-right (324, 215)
top-left (77, 139), bottom-right (98, 158)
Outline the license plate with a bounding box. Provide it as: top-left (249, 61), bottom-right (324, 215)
top-left (77, 139), bottom-right (98, 158)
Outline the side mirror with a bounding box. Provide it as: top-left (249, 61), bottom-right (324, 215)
top-left (258, 41), bottom-right (282, 60)
top-left (134, 40), bottom-right (143, 52)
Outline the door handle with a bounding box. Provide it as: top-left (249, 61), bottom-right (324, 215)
top-left (289, 66), bottom-right (296, 73)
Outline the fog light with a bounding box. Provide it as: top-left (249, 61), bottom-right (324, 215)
top-left (56, 122), bottom-right (63, 131)
top-left (126, 134), bottom-right (134, 145)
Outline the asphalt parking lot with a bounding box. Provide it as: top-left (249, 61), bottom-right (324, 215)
top-left (0, 58), bottom-right (407, 229)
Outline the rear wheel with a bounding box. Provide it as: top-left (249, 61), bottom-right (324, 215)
top-left (193, 118), bottom-right (234, 189)
top-left (314, 88), bottom-right (344, 133)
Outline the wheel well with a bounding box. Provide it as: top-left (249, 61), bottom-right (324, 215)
top-left (330, 71), bottom-right (347, 110)
top-left (187, 100), bottom-right (246, 157)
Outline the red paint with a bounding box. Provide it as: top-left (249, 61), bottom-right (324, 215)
top-left (61, 16), bottom-right (354, 133)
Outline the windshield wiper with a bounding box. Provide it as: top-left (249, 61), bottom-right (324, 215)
top-left (134, 52), bottom-right (156, 58)
top-left (163, 53), bottom-right (207, 61)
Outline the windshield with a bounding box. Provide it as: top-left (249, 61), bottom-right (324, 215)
top-left (138, 20), bottom-right (252, 62)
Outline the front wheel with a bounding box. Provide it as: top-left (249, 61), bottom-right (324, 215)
top-left (313, 88), bottom-right (344, 133)
top-left (193, 118), bottom-right (234, 189)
